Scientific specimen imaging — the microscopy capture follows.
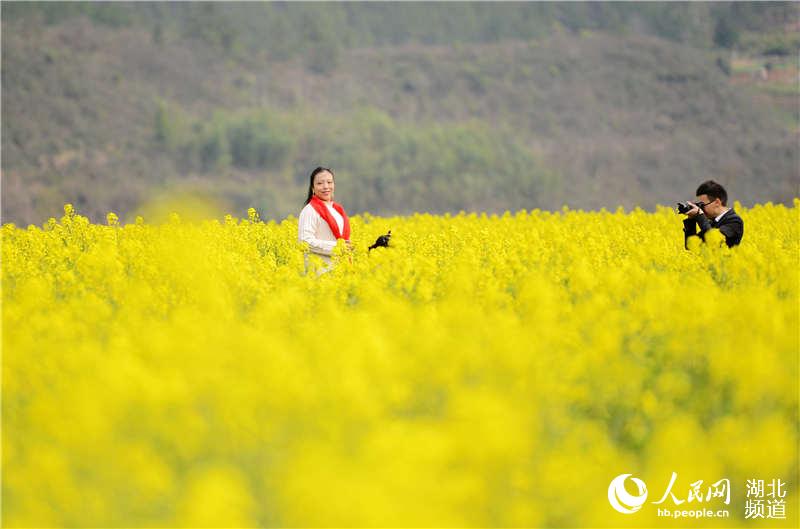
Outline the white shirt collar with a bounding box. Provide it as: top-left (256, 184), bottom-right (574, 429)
top-left (715, 208), bottom-right (730, 223)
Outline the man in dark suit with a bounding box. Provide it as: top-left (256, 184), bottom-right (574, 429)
top-left (682, 180), bottom-right (744, 248)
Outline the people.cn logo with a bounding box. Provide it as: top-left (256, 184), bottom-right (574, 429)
top-left (608, 474), bottom-right (649, 514)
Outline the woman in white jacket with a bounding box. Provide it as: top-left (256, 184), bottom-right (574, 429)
top-left (297, 166), bottom-right (352, 273)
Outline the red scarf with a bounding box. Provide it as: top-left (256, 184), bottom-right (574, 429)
top-left (309, 195), bottom-right (350, 240)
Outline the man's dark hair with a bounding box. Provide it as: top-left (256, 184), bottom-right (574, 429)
top-left (696, 180), bottom-right (728, 206)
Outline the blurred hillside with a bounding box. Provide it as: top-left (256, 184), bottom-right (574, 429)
top-left (2, 2), bottom-right (798, 225)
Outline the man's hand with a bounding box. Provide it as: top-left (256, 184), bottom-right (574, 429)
top-left (685, 202), bottom-right (702, 218)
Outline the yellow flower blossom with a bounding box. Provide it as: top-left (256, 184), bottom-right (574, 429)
top-left (1, 201), bottom-right (797, 527)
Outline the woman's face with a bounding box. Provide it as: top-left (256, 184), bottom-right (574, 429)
top-left (313, 170), bottom-right (334, 201)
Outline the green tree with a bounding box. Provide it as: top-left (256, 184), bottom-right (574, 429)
top-left (713, 16), bottom-right (740, 48)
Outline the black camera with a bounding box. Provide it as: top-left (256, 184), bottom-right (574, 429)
top-left (676, 201), bottom-right (705, 214)
top-left (368, 230), bottom-right (391, 251)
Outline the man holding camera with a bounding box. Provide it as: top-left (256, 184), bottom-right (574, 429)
top-left (680, 180), bottom-right (744, 249)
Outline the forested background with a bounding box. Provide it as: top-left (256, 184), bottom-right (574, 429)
top-left (2, 2), bottom-right (798, 224)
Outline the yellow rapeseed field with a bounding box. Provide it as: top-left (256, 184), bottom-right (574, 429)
top-left (2, 201), bottom-right (798, 527)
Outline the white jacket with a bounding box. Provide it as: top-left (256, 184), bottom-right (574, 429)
top-left (297, 202), bottom-right (344, 268)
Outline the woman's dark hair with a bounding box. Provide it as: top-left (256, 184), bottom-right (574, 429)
top-left (304, 166), bottom-right (335, 205)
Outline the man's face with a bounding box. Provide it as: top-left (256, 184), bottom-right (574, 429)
top-left (696, 194), bottom-right (723, 218)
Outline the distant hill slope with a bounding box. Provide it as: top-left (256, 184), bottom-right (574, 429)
top-left (2, 16), bottom-right (797, 225)
top-left (5, 2), bottom-right (797, 60)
